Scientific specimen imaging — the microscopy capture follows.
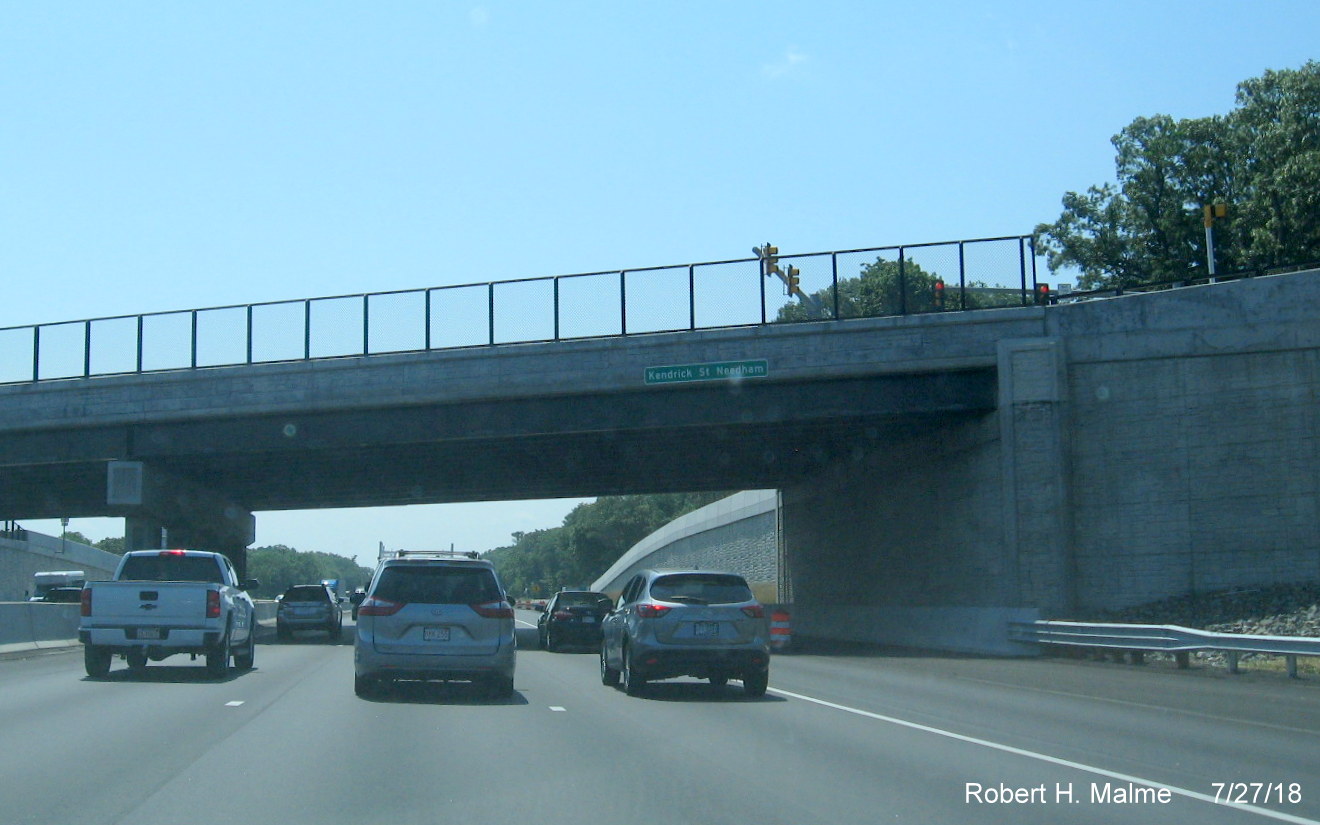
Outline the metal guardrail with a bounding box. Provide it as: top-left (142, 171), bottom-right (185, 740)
top-left (1010, 620), bottom-right (1320, 678)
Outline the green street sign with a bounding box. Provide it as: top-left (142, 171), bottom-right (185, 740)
top-left (644, 359), bottom-right (769, 385)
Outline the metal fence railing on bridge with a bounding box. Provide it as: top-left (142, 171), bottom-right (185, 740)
top-left (0, 235), bottom-right (1040, 385)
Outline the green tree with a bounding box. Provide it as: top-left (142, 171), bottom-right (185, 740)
top-left (245, 544), bottom-right (372, 599)
top-left (776, 257), bottom-right (1008, 322)
top-left (483, 492), bottom-right (729, 596)
top-left (95, 536), bottom-right (126, 555)
top-left (1036, 61), bottom-right (1320, 289)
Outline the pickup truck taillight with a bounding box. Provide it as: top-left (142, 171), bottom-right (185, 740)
top-left (80, 587), bottom-right (92, 617)
top-left (206, 589), bottom-right (221, 619)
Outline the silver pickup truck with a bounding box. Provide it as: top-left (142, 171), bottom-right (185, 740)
top-left (79, 549), bottom-right (260, 679)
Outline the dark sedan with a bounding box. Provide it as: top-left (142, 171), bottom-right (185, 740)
top-left (537, 590), bottom-right (613, 652)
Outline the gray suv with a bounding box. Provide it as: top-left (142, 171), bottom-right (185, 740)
top-left (277, 583), bottom-right (343, 641)
top-left (354, 553), bottom-right (515, 698)
top-left (600, 569), bottom-right (770, 697)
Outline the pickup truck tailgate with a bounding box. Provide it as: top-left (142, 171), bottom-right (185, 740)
top-left (86, 581), bottom-right (212, 625)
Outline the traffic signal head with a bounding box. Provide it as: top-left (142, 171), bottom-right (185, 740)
top-left (786, 265), bottom-right (800, 292)
top-left (933, 278), bottom-right (945, 310)
top-left (1034, 283), bottom-right (1051, 305)
top-left (1203, 203), bottom-right (1228, 226)
top-left (764, 245), bottom-right (781, 276)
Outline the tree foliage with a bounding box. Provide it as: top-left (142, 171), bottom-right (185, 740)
top-left (483, 492), bottom-right (730, 596)
top-left (776, 256), bottom-right (1012, 322)
top-left (245, 544), bottom-right (373, 599)
top-left (1036, 61), bottom-right (1320, 288)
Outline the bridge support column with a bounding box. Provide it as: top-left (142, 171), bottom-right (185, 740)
top-left (996, 338), bottom-right (1073, 615)
top-left (124, 517), bottom-right (169, 551)
top-left (109, 461), bottom-right (255, 579)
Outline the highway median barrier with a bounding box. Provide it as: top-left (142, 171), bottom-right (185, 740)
top-left (0, 602), bottom-right (80, 656)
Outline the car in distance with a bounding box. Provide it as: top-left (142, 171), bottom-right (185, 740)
top-left (277, 583), bottom-right (343, 641)
top-left (600, 569), bottom-right (770, 698)
top-left (537, 590), bottom-right (612, 651)
top-left (40, 586), bottom-right (84, 603)
top-left (354, 551), bottom-right (515, 698)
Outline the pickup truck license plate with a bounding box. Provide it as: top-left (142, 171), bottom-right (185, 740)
top-left (693, 621), bottom-right (719, 638)
top-left (423, 627), bottom-right (450, 642)
top-left (137, 627), bottom-right (161, 640)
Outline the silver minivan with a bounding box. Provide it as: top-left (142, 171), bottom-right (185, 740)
top-left (354, 553), bottom-right (515, 698)
top-left (600, 569), bottom-right (770, 697)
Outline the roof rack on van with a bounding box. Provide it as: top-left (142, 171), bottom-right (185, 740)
top-left (383, 549), bottom-right (481, 560)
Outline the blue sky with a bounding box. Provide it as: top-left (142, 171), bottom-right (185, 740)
top-left (4, 2), bottom-right (1317, 564)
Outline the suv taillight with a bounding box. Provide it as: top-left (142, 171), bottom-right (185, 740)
top-left (636, 604), bottom-right (671, 618)
top-left (552, 610), bottom-right (574, 620)
top-left (471, 601), bottom-right (514, 619)
top-left (80, 587), bottom-right (92, 617)
top-left (357, 597), bottom-right (404, 617)
top-left (741, 605), bottom-right (764, 619)
top-left (206, 589), bottom-right (221, 619)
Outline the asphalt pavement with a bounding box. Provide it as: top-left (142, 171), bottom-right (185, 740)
top-left (1, 611), bottom-right (1318, 825)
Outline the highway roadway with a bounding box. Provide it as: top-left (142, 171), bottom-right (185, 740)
top-left (2, 611), bottom-right (1318, 825)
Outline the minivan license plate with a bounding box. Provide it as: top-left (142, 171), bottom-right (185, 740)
top-left (423, 627), bottom-right (450, 642)
top-left (693, 621), bottom-right (719, 638)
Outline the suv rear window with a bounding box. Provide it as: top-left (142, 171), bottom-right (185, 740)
top-left (649, 573), bottom-right (753, 605)
top-left (556, 592), bottom-right (611, 608)
top-left (373, 565), bottom-right (500, 605)
top-left (282, 585), bottom-right (330, 601)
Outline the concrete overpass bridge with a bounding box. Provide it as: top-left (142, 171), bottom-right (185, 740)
top-left (3, 243), bottom-right (1318, 643)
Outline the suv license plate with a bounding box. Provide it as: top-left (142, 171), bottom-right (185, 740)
top-left (693, 622), bottom-right (719, 638)
top-left (423, 627), bottom-right (451, 642)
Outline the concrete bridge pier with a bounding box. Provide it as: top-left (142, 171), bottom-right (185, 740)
top-left (779, 339), bottom-right (1069, 654)
top-left (111, 461), bottom-right (255, 580)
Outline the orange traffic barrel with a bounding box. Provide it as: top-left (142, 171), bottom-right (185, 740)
top-left (770, 609), bottom-right (792, 652)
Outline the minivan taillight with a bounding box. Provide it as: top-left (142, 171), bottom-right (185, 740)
top-left (206, 589), bottom-right (221, 619)
top-left (741, 605), bottom-right (764, 619)
top-left (636, 604), bottom-right (671, 618)
top-left (81, 587), bottom-right (92, 617)
top-left (357, 597), bottom-right (404, 617)
top-left (471, 601), bottom-right (514, 619)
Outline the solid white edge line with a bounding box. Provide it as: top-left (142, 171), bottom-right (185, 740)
top-left (767, 686), bottom-right (1319, 825)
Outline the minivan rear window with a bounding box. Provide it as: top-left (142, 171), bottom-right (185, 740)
top-left (373, 565), bottom-right (500, 605)
top-left (649, 573), bottom-right (753, 605)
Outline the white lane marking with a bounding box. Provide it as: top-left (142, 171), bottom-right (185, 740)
top-left (769, 687), bottom-right (1320, 825)
top-left (225, 701), bottom-right (245, 707)
top-left (515, 620), bottom-right (537, 629)
top-left (549, 706), bottom-right (567, 712)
